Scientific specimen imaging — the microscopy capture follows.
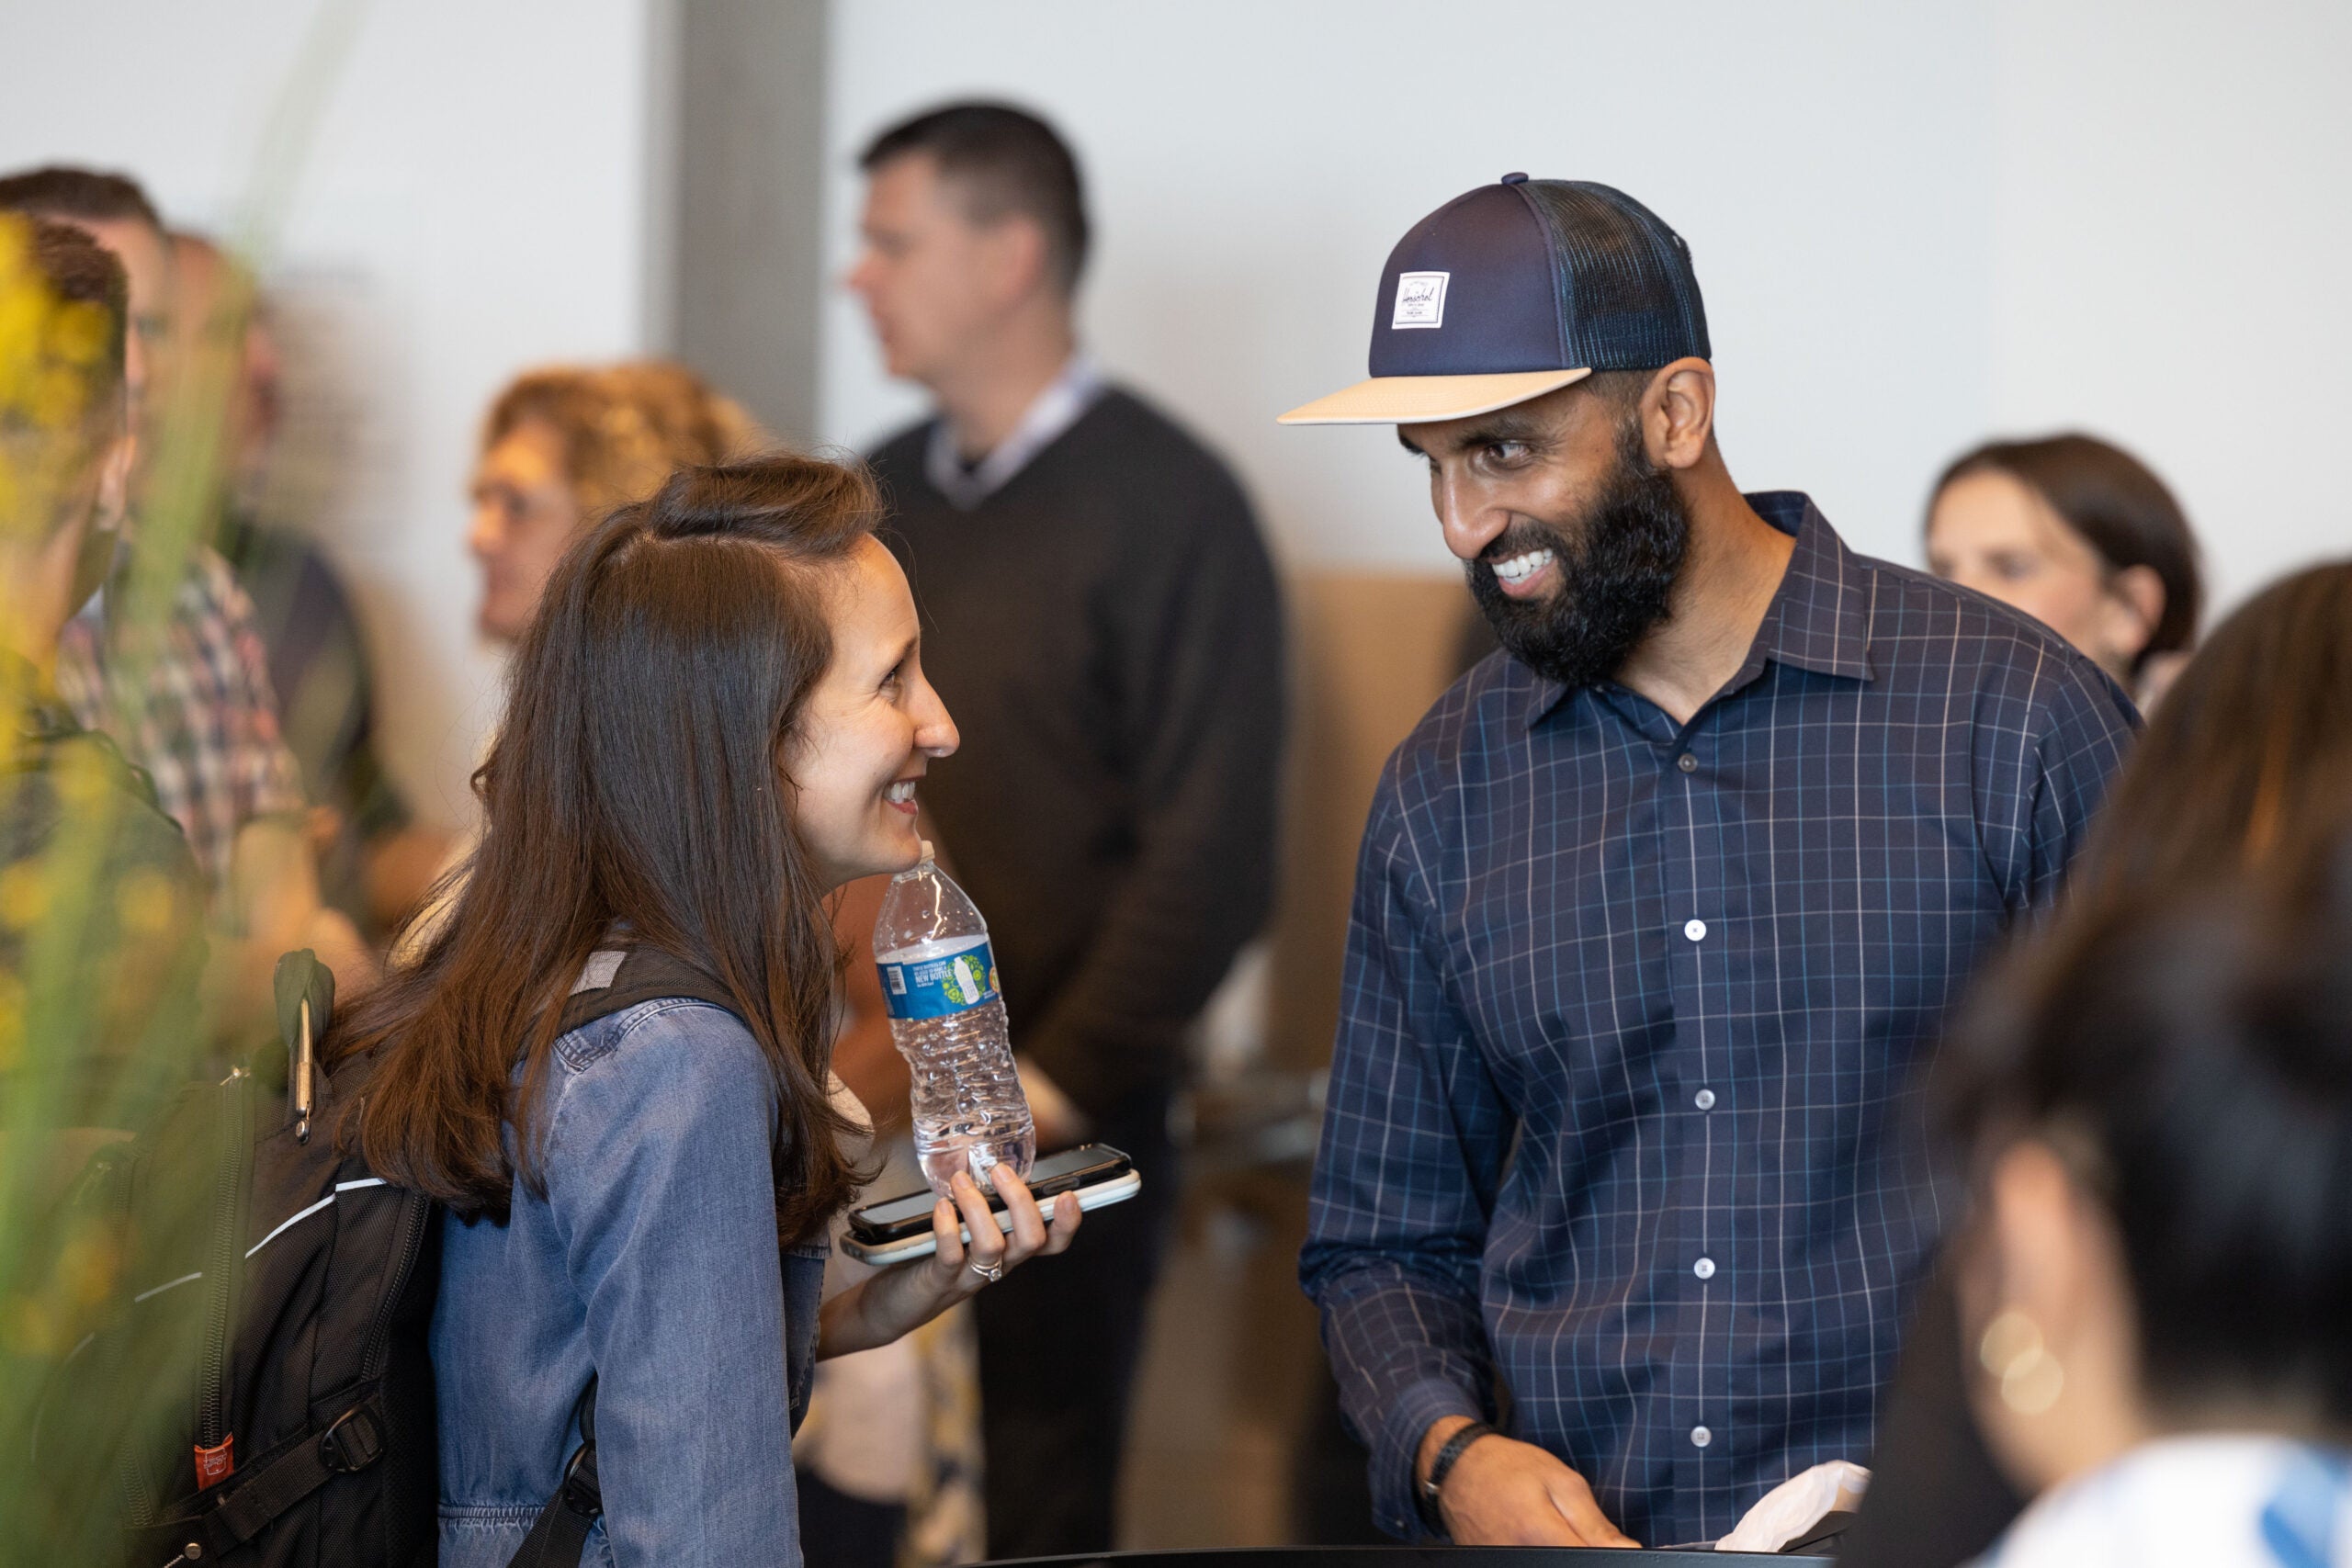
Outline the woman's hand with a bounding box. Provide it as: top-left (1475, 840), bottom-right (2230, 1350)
top-left (817, 1166), bottom-right (1081, 1359)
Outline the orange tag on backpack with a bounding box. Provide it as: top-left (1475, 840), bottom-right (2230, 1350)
top-left (194, 1436), bottom-right (234, 1487)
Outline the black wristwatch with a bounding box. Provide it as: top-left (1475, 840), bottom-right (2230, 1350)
top-left (1416, 1419), bottom-right (1499, 1534)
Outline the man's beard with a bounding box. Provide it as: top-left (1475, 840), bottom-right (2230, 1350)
top-left (1465, 419), bottom-right (1690, 692)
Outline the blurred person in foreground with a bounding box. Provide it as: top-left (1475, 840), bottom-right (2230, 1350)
top-left (0, 166), bottom-right (367, 1032)
top-left (1926, 434), bottom-right (2201, 710)
top-left (1283, 175), bottom-right (2136, 1548)
top-left (848, 101), bottom-right (1284, 1556)
top-left (173, 231), bottom-right (442, 940)
top-left (1927, 819), bottom-right (2352, 1566)
top-left (0, 215), bottom-right (209, 1552)
top-left (1843, 558), bottom-right (2352, 1568)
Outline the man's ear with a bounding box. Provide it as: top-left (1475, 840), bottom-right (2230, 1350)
top-left (96, 425), bottom-right (135, 530)
top-left (978, 213), bottom-right (1054, 310)
top-left (64, 426), bottom-right (137, 613)
top-left (1640, 357), bottom-right (1716, 471)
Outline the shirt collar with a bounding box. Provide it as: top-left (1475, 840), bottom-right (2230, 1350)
top-left (923, 354), bottom-right (1105, 511)
top-left (1523, 490), bottom-right (1874, 728)
top-left (1741, 491), bottom-right (1876, 683)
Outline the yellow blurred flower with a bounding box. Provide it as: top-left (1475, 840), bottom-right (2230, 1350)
top-left (0, 861), bottom-right (48, 930)
top-left (117, 867), bottom-right (180, 938)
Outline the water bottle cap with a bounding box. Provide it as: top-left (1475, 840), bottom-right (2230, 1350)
top-left (919, 839), bottom-right (934, 863)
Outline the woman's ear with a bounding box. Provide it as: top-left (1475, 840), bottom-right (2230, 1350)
top-left (2099, 564), bottom-right (2166, 666)
top-left (1984, 1142), bottom-right (2082, 1334)
top-left (1968, 1138), bottom-right (2148, 1495)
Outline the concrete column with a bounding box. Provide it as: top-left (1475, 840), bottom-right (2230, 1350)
top-left (662, 0), bottom-right (827, 446)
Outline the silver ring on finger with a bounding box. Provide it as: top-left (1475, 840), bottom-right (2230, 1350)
top-left (969, 1258), bottom-right (1004, 1284)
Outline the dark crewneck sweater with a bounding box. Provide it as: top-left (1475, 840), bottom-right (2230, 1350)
top-left (869, 386), bottom-right (1283, 1119)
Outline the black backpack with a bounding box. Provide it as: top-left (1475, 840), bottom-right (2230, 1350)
top-left (50, 946), bottom-right (741, 1568)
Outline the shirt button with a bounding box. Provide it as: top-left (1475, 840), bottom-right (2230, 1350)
top-left (1691, 1426), bottom-right (1713, 1449)
top-left (1694, 1257), bottom-right (1715, 1280)
top-left (1694, 1088), bottom-right (1716, 1111)
top-left (1684, 919), bottom-right (1707, 942)
top-left (1676, 752), bottom-right (1698, 773)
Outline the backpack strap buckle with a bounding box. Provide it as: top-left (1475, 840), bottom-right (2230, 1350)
top-left (318, 1402), bottom-right (384, 1473)
top-left (558, 1437), bottom-right (601, 1517)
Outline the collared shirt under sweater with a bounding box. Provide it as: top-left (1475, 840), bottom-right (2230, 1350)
top-left (867, 383), bottom-right (1284, 1121)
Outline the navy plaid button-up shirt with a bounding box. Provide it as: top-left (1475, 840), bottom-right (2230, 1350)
top-left (1300, 493), bottom-right (2137, 1547)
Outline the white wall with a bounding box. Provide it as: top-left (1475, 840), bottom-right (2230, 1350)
top-left (0, 0), bottom-right (662, 826)
top-left (5, 2), bottom-right (2344, 831)
top-left (822, 0), bottom-right (2352, 621)
top-left (1989, 0), bottom-right (2352, 612)
top-left (820, 1), bottom-right (1997, 575)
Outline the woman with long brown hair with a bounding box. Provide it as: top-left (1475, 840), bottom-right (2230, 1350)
top-left (334, 454), bottom-right (1080, 1565)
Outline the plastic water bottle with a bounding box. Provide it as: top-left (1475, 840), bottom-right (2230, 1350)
top-left (873, 841), bottom-right (1035, 1196)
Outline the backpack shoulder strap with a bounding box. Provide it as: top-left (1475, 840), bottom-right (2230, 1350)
top-left (512, 953), bottom-right (737, 1565)
top-left (507, 1381), bottom-right (599, 1568)
top-left (554, 947), bottom-right (742, 1037)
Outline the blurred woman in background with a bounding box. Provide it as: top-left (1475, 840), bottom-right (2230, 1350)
top-left (406, 362), bottom-right (764, 938)
top-left (1926, 434), bottom-right (2202, 708)
top-left (1844, 559), bottom-right (2352, 1568)
top-left (1933, 831), bottom-right (2352, 1566)
top-left (469, 361), bottom-right (762, 642)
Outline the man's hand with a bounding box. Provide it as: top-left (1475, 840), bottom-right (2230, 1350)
top-left (1419, 1416), bottom-right (1639, 1548)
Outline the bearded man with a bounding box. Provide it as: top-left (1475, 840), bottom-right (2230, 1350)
top-left (1285, 177), bottom-right (2137, 1550)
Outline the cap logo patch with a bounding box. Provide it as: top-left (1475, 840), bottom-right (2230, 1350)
top-left (1391, 271), bottom-right (1449, 330)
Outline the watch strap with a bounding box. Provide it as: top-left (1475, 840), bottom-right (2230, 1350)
top-left (1417, 1419), bottom-right (1499, 1533)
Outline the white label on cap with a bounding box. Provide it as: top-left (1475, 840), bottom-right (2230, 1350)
top-left (1392, 271), bottom-right (1449, 329)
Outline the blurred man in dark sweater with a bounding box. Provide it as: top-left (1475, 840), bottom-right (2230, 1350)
top-left (850, 102), bottom-right (1283, 1557)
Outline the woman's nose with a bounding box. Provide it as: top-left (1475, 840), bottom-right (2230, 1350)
top-left (915, 685), bottom-right (959, 758)
top-left (467, 504), bottom-right (502, 559)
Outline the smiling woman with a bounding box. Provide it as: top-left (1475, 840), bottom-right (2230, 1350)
top-left (331, 452), bottom-right (1073, 1567)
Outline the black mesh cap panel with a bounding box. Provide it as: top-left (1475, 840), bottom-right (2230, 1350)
top-left (1514, 180), bottom-right (1711, 370)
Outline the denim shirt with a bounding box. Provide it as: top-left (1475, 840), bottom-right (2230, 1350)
top-left (433, 998), bottom-right (829, 1567)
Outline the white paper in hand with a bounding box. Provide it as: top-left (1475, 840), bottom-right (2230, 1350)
top-left (1715, 1460), bottom-right (1871, 1553)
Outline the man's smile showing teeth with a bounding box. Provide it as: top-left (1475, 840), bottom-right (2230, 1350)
top-left (1491, 547), bottom-right (1555, 585)
top-left (884, 779), bottom-right (918, 807)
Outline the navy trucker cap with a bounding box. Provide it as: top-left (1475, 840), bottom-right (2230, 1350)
top-left (1280, 174), bottom-right (1710, 425)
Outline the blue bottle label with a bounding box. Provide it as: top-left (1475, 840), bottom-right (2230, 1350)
top-left (878, 941), bottom-right (1001, 1021)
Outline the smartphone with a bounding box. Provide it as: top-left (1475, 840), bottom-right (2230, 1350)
top-left (839, 1144), bottom-right (1139, 1265)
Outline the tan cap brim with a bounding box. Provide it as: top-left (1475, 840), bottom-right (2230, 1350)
top-left (1277, 367), bottom-right (1591, 425)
